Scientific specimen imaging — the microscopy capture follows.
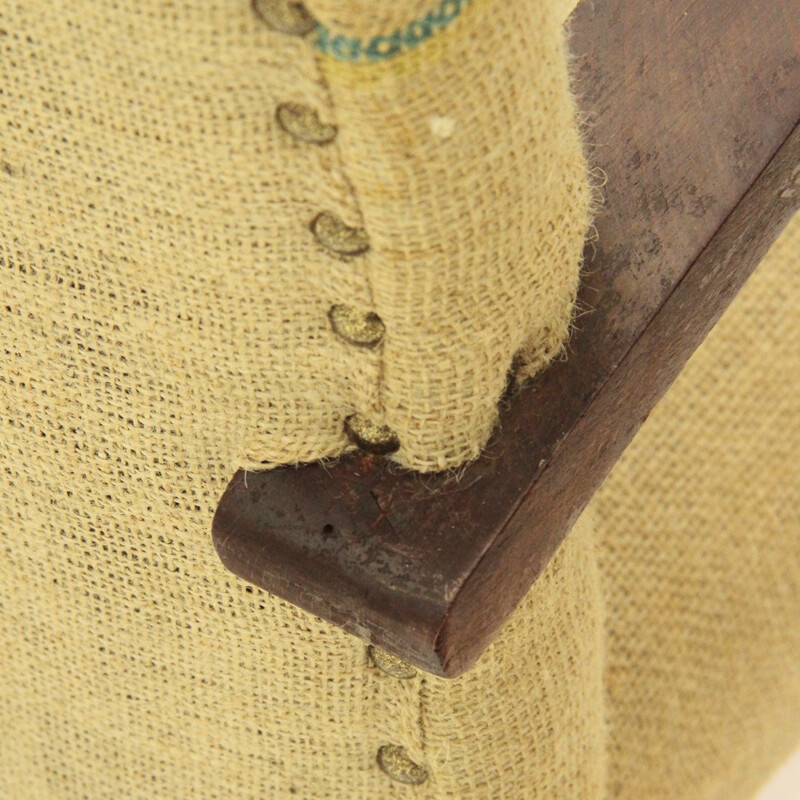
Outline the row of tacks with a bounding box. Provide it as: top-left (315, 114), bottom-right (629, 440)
top-left (255, 0), bottom-right (427, 786)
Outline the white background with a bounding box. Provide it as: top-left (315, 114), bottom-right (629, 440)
top-left (758, 749), bottom-right (800, 800)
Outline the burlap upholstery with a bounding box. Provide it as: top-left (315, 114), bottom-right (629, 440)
top-left (1, 0), bottom-right (799, 797)
top-left (0, 0), bottom-right (590, 476)
top-left (592, 215), bottom-right (800, 800)
top-left (3, 214), bottom-right (799, 798)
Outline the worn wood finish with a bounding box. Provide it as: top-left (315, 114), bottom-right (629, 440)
top-left (213, 0), bottom-right (800, 677)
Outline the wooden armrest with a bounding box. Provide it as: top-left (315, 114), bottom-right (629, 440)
top-left (212, 0), bottom-right (800, 677)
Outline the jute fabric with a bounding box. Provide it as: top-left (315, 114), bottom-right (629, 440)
top-left (2, 0), bottom-right (799, 797)
top-left (306, 0), bottom-right (582, 43)
top-left (304, 0), bottom-right (439, 39)
top-left (3, 214), bottom-right (799, 799)
top-left (0, 0), bottom-right (590, 477)
top-left (306, 0), bottom-right (590, 469)
top-left (589, 213), bottom-right (800, 800)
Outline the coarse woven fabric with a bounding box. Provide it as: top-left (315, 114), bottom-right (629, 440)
top-left (302, 0), bottom-right (591, 470)
top-left (305, 0), bottom-right (439, 39)
top-left (1, 2), bottom-right (799, 800)
top-left (589, 211), bottom-right (800, 800)
top-left (0, 0), bottom-right (591, 478)
top-left (5, 198), bottom-right (800, 800)
top-left (306, 0), bottom-right (582, 42)
top-left (2, 211), bottom-right (799, 799)
top-left (2, 201), bottom-right (800, 798)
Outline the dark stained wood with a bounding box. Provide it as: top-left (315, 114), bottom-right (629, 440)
top-left (213, 0), bottom-right (800, 677)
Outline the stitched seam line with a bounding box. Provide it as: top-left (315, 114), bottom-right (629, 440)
top-left (311, 52), bottom-right (384, 415)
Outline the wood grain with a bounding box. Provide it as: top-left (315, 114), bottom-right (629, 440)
top-left (212, 0), bottom-right (800, 677)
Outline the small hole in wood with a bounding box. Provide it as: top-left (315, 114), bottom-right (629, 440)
top-left (322, 523), bottom-right (335, 536)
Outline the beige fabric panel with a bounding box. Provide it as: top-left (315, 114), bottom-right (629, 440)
top-left (590, 215), bottom-right (800, 800)
top-left (0, 0), bottom-right (376, 473)
top-left (0, 443), bottom-right (603, 800)
top-left (0, 0), bottom-right (590, 476)
top-left (1, 0), bottom-right (799, 796)
top-left (0, 4), bottom-right (595, 793)
top-left (311, 0), bottom-right (589, 470)
top-left (304, 0), bottom-right (439, 38)
top-left (2, 212), bottom-right (799, 798)
top-left (5, 209), bottom-right (800, 800)
top-left (304, 0), bottom-right (582, 36)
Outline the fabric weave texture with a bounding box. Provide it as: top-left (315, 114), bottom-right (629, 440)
top-left (0, 0), bottom-right (591, 475)
top-left (2, 216), bottom-right (799, 798)
top-left (1, 0), bottom-right (799, 798)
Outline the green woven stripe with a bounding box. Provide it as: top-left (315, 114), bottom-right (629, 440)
top-left (314, 0), bottom-right (475, 62)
